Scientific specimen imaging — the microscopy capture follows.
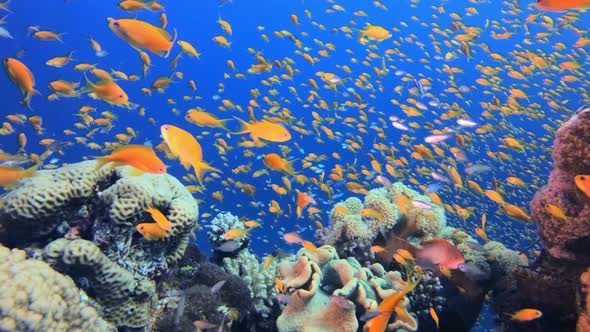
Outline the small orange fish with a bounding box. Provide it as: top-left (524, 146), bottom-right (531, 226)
top-left (544, 203), bottom-right (571, 222)
top-left (84, 76), bottom-right (135, 109)
top-left (146, 207), bottom-right (172, 230)
top-left (510, 308), bottom-right (542, 321)
top-left (94, 144), bottom-right (166, 174)
top-left (4, 58), bottom-right (40, 109)
top-left (366, 276), bottom-right (421, 332)
top-left (136, 222), bottom-right (167, 240)
top-left (234, 117), bottom-right (291, 142)
top-left (108, 17), bottom-right (177, 57)
top-left (262, 153), bottom-right (297, 176)
top-left (283, 232), bottom-right (303, 244)
top-left (161, 124), bottom-right (220, 186)
top-left (223, 227), bottom-right (250, 240)
top-left (429, 308), bottom-right (439, 330)
top-left (575, 175), bottom-right (590, 199)
top-left (536, 0), bottom-right (590, 11)
top-left (0, 164), bottom-right (37, 188)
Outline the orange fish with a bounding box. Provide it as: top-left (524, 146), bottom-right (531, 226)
top-left (160, 124), bottom-right (220, 186)
top-left (574, 175), bottom-right (590, 199)
top-left (107, 17), bottom-right (177, 57)
top-left (146, 207), bottom-right (172, 231)
top-left (296, 192), bottom-right (316, 218)
top-left (262, 153), bottom-right (297, 176)
top-left (510, 308), bottom-right (542, 321)
top-left (185, 109), bottom-right (229, 130)
top-left (94, 144), bottom-right (167, 174)
top-left (366, 276), bottom-right (421, 332)
top-left (536, 0), bottom-right (590, 11)
top-left (283, 232), bottom-right (303, 244)
top-left (234, 117), bottom-right (291, 142)
top-left (84, 76), bottom-right (135, 109)
top-left (0, 164), bottom-right (37, 188)
top-left (4, 58), bottom-right (40, 109)
top-left (223, 227), bottom-right (250, 240)
top-left (136, 222), bottom-right (167, 240)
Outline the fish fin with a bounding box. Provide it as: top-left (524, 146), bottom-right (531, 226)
top-left (0, 0), bottom-right (12, 13)
top-left (129, 168), bottom-right (144, 176)
top-left (20, 89), bottom-right (39, 110)
top-left (284, 159), bottom-right (298, 177)
top-left (163, 28), bottom-right (178, 58)
top-left (93, 157), bottom-right (110, 170)
top-left (193, 161), bottom-right (221, 186)
top-left (232, 116), bottom-right (251, 134)
top-left (218, 118), bottom-right (231, 131)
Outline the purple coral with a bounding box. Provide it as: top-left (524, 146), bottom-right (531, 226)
top-left (531, 108), bottom-right (590, 262)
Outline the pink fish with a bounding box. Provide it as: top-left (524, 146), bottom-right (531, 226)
top-left (416, 238), bottom-right (464, 269)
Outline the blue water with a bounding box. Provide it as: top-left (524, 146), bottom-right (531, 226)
top-left (1, 0), bottom-right (589, 329)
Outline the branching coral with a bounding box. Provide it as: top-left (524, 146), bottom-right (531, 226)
top-left (0, 244), bottom-right (115, 332)
top-left (223, 249), bottom-right (276, 317)
top-left (206, 211), bottom-right (248, 253)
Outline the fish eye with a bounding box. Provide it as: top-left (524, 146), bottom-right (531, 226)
top-left (118, 94), bottom-right (123, 98)
top-left (114, 21), bottom-right (119, 27)
top-left (139, 225), bottom-right (144, 230)
top-left (159, 167), bottom-right (164, 172)
top-left (581, 176), bottom-right (586, 180)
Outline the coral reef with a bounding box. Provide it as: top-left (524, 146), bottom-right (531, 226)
top-left (154, 262), bottom-right (254, 331)
top-left (0, 244), bottom-right (115, 332)
top-left (223, 249), bottom-right (277, 317)
top-left (43, 238), bottom-right (156, 328)
top-left (316, 183), bottom-right (446, 263)
top-left (275, 245), bottom-right (420, 332)
top-left (0, 161), bottom-right (199, 329)
top-left (531, 107), bottom-right (590, 262)
top-left (491, 108), bottom-right (590, 332)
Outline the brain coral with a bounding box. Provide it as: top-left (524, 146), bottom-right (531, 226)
top-left (0, 161), bottom-right (198, 268)
top-left (531, 107), bottom-right (590, 261)
top-left (0, 244), bottom-right (115, 332)
top-left (43, 238), bottom-right (156, 328)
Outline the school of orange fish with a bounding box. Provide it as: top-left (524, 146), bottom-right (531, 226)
top-left (1, 0), bottom-right (590, 289)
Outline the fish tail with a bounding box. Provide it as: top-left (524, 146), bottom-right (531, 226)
top-left (20, 89), bottom-right (39, 110)
top-left (164, 28), bottom-right (178, 58)
top-left (56, 32), bottom-right (66, 44)
top-left (232, 116), bottom-right (251, 134)
top-left (218, 118), bottom-right (231, 131)
top-left (95, 50), bottom-right (108, 57)
top-left (0, 0), bottom-right (12, 13)
top-left (193, 161), bottom-right (220, 186)
top-left (24, 163), bottom-right (39, 177)
top-left (93, 156), bottom-right (110, 170)
top-left (285, 159), bottom-right (298, 177)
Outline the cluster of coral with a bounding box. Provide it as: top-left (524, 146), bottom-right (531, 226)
top-left (0, 161), bottom-right (199, 329)
top-left (0, 155), bottom-right (543, 332)
top-left (316, 184), bottom-right (446, 264)
top-left (494, 106), bottom-right (590, 331)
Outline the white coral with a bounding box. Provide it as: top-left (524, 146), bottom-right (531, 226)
top-left (222, 249), bottom-right (276, 317)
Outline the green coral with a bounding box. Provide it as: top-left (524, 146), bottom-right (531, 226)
top-left (44, 238), bottom-right (156, 328)
top-left (0, 244), bottom-right (115, 332)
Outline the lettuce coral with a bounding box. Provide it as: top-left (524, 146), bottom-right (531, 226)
top-left (276, 245), bottom-right (418, 332)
